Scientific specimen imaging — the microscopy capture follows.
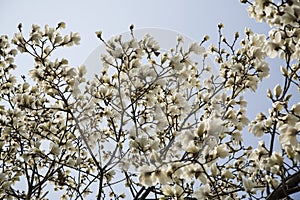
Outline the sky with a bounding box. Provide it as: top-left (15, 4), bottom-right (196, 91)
top-left (1, 0), bottom-right (299, 198)
top-left (0, 0), bottom-right (269, 65)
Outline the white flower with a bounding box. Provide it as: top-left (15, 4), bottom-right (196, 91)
top-left (232, 63), bottom-right (243, 73)
top-left (161, 184), bottom-right (184, 197)
top-left (265, 42), bottom-right (279, 58)
top-left (221, 169), bottom-right (235, 179)
top-left (44, 25), bottom-right (55, 40)
top-left (250, 33), bottom-right (266, 47)
top-left (143, 34), bottom-right (159, 51)
top-left (173, 184), bottom-right (184, 197)
top-left (186, 142), bottom-right (200, 154)
top-left (170, 54), bottom-right (183, 70)
top-left (210, 163), bottom-right (218, 177)
top-left (78, 65), bottom-right (87, 77)
top-left (292, 102), bottom-right (300, 115)
top-left (138, 165), bottom-right (156, 186)
top-left (216, 144), bottom-right (229, 158)
top-left (153, 169), bottom-right (170, 185)
top-left (57, 22), bottom-right (66, 29)
top-left (50, 143), bottom-right (61, 155)
top-left (188, 42), bottom-right (205, 55)
top-left (0, 172), bottom-right (7, 182)
top-left (178, 130), bottom-right (200, 153)
top-left (63, 34), bottom-right (71, 44)
top-left (246, 76), bottom-right (259, 92)
top-left (256, 61), bottom-right (270, 79)
top-left (273, 84), bottom-right (282, 98)
top-left (72, 79), bottom-right (81, 97)
top-left (161, 185), bottom-right (174, 196)
top-left (197, 121), bottom-right (206, 137)
top-left (203, 136), bottom-right (218, 153)
top-left (54, 35), bottom-right (63, 44)
top-left (194, 184), bottom-right (211, 199)
top-left (30, 32), bottom-right (42, 44)
top-left (279, 124), bottom-right (298, 147)
top-left (249, 121), bottom-right (265, 137)
top-left (109, 47), bottom-right (123, 58)
top-left (242, 177), bottom-right (255, 192)
top-left (205, 116), bottom-right (224, 138)
top-left (71, 32), bottom-right (81, 45)
top-left (177, 34), bottom-right (184, 43)
top-left (269, 151), bottom-right (283, 166)
top-left (64, 66), bottom-right (77, 77)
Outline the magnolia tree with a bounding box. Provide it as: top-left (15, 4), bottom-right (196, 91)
top-left (0, 0), bottom-right (299, 199)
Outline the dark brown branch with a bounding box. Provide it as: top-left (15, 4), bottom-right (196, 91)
top-left (266, 170), bottom-right (300, 200)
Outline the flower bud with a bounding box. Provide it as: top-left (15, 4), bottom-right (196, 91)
top-left (273, 84), bottom-right (282, 98)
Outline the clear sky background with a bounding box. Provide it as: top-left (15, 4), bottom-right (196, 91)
top-left (1, 0), bottom-right (299, 198)
top-left (0, 0), bottom-right (269, 65)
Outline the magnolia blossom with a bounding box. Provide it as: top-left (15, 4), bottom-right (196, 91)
top-left (279, 124), bottom-right (298, 147)
top-left (194, 184), bottom-right (211, 199)
top-left (242, 177), bottom-right (255, 192)
top-left (249, 121), bottom-right (265, 137)
top-left (292, 102), bottom-right (300, 115)
top-left (265, 30), bottom-right (283, 58)
top-left (188, 42), bottom-right (205, 55)
top-left (161, 184), bottom-right (184, 198)
top-left (216, 144), bottom-right (230, 158)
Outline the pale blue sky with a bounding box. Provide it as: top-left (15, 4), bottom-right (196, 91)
top-left (0, 0), bottom-right (269, 65)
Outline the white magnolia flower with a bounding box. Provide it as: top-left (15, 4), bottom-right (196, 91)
top-left (49, 143), bottom-right (61, 155)
top-left (177, 34), bottom-right (184, 43)
top-left (292, 102), bottom-right (300, 115)
top-left (154, 169), bottom-right (171, 185)
top-left (205, 116), bottom-right (224, 138)
top-left (71, 32), bottom-right (81, 45)
top-left (170, 54), bottom-right (184, 70)
top-left (273, 84), bottom-right (282, 98)
top-left (57, 21), bottom-right (66, 29)
top-left (210, 163), bottom-right (218, 177)
top-left (78, 65), bottom-right (87, 77)
top-left (188, 42), bottom-right (205, 55)
top-left (30, 32), bottom-right (42, 44)
top-left (194, 184), bottom-right (211, 199)
top-left (242, 177), bottom-right (255, 192)
top-left (161, 185), bottom-right (174, 196)
top-left (269, 151), bottom-right (283, 166)
top-left (249, 121), bottom-right (265, 137)
top-left (161, 184), bottom-right (184, 197)
top-left (72, 79), bottom-right (81, 97)
top-left (216, 144), bottom-right (230, 158)
top-left (221, 169), bottom-right (235, 179)
top-left (279, 124), bottom-right (298, 147)
top-left (138, 165), bottom-right (156, 186)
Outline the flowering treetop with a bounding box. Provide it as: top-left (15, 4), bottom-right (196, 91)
top-left (0, 0), bottom-right (299, 199)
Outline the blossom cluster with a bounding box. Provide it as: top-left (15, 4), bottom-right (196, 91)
top-left (0, 0), bottom-right (299, 199)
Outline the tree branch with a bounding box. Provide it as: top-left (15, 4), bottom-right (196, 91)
top-left (266, 170), bottom-right (300, 200)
